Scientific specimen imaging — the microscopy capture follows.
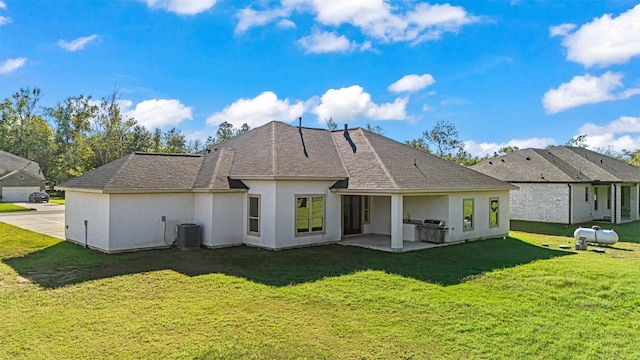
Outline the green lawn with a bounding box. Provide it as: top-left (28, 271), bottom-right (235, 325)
top-left (49, 196), bottom-right (65, 205)
top-left (511, 219), bottom-right (640, 243)
top-left (1, 223), bottom-right (639, 359)
top-left (0, 202), bottom-right (30, 213)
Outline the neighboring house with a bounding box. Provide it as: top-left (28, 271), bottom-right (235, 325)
top-left (59, 121), bottom-right (515, 253)
top-left (0, 150), bottom-right (46, 202)
top-left (471, 146), bottom-right (640, 224)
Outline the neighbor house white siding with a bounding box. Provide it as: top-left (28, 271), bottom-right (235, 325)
top-left (510, 183), bottom-right (570, 224)
top-left (1, 186), bottom-right (40, 202)
top-left (65, 191), bottom-right (111, 251)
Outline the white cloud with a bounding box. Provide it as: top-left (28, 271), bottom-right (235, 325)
top-left (549, 23), bottom-right (575, 37)
top-left (144, 0), bottom-right (217, 15)
top-left (58, 34), bottom-right (99, 52)
top-left (236, 8), bottom-right (286, 33)
top-left (553, 4), bottom-right (640, 67)
top-left (464, 137), bottom-right (555, 157)
top-left (277, 19), bottom-right (296, 29)
top-left (298, 30), bottom-right (355, 54)
top-left (0, 1), bottom-right (6, 9)
top-left (236, 1), bottom-right (477, 44)
top-left (312, 85), bottom-right (407, 123)
top-left (542, 72), bottom-right (640, 114)
top-left (576, 116), bottom-right (640, 152)
top-left (0, 57), bottom-right (26, 74)
top-left (0, 16), bottom-right (10, 26)
top-left (206, 91), bottom-right (305, 129)
top-left (125, 99), bottom-right (193, 130)
top-left (388, 73), bottom-right (435, 93)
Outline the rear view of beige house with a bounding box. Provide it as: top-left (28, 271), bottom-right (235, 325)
top-left (59, 121), bottom-right (515, 253)
top-left (472, 146), bottom-right (640, 224)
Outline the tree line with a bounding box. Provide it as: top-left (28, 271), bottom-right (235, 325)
top-left (0, 87), bottom-right (249, 186)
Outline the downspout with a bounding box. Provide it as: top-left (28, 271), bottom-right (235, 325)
top-left (567, 184), bottom-right (572, 225)
top-left (612, 184), bottom-right (617, 224)
top-left (84, 220), bottom-right (88, 248)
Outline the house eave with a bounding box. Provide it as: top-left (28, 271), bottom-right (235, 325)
top-left (330, 187), bottom-right (516, 194)
top-left (231, 175), bottom-right (347, 181)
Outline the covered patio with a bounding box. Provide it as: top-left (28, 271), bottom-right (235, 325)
top-left (339, 234), bottom-right (452, 253)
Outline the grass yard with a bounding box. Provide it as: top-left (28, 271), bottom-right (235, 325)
top-left (512, 219), bottom-right (640, 243)
top-left (0, 202), bottom-right (30, 213)
top-left (1, 223), bottom-right (639, 359)
top-left (49, 196), bottom-right (65, 205)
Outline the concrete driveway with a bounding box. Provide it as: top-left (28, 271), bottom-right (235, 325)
top-left (0, 202), bottom-right (65, 239)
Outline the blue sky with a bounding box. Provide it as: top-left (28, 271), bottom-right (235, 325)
top-left (1, 0), bottom-right (639, 156)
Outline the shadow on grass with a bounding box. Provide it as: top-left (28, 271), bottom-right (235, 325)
top-left (4, 237), bottom-right (573, 289)
top-left (511, 220), bottom-right (640, 243)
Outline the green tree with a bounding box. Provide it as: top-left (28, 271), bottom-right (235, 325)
top-left (629, 149), bottom-right (640, 166)
top-left (405, 138), bottom-right (430, 153)
top-left (325, 117), bottom-right (337, 131)
top-left (423, 120), bottom-right (464, 158)
top-left (88, 88), bottom-right (136, 167)
top-left (566, 134), bottom-right (588, 148)
top-left (365, 123), bottom-right (385, 135)
top-left (163, 127), bottom-right (187, 153)
top-left (0, 87), bottom-right (54, 176)
top-left (45, 95), bottom-right (96, 183)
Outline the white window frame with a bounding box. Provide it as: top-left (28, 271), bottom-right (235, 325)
top-left (295, 194), bottom-right (325, 236)
top-left (463, 198), bottom-right (474, 232)
top-left (363, 195), bottom-right (370, 224)
top-left (247, 194), bottom-right (260, 236)
top-left (489, 197), bottom-right (499, 228)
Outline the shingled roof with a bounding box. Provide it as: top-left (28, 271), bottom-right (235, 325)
top-left (471, 146), bottom-right (640, 183)
top-left (0, 150), bottom-right (45, 181)
top-left (61, 121), bottom-right (515, 193)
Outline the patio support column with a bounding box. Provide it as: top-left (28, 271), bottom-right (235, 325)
top-left (391, 194), bottom-right (403, 252)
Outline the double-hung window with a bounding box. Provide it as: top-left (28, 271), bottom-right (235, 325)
top-left (296, 195), bottom-right (325, 235)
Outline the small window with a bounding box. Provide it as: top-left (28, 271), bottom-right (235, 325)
top-left (296, 195), bottom-right (325, 235)
top-left (594, 188), bottom-right (598, 211)
top-left (463, 199), bottom-right (474, 231)
top-left (489, 198), bottom-right (499, 228)
top-left (363, 195), bottom-right (370, 224)
top-left (585, 187), bottom-right (589, 201)
top-left (248, 195), bottom-right (260, 235)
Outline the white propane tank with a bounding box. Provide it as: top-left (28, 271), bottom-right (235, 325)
top-left (573, 227), bottom-right (618, 245)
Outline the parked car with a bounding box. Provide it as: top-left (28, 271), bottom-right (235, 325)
top-left (29, 192), bottom-right (50, 203)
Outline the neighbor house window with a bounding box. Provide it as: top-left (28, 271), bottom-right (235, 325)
top-left (296, 195), bottom-right (325, 235)
top-left (489, 198), bottom-right (499, 228)
top-left (463, 199), bottom-right (474, 231)
top-left (248, 195), bottom-right (260, 235)
top-left (594, 188), bottom-right (598, 211)
top-left (585, 187), bottom-right (589, 201)
top-left (363, 195), bottom-right (370, 224)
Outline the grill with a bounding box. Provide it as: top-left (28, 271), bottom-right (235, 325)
top-left (421, 219), bottom-right (447, 243)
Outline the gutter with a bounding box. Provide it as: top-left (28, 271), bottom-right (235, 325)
top-left (567, 184), bottom-right (572, 225)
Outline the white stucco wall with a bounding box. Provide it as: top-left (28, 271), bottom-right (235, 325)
top-left (274, 180), bottom-right (341, 248)
top-left (364, 195), bottom-right (391, 235)
top-left (209, 193), bottom-right (244, 247)
top-left (242, 181), bottom-right (277, 249)
top-left (447, 191), bottom-right (510, 242)
top-left (108, 193), bottom-right (194, 252)
top-left (510, 183), bottom-right (570, 223)
top-left (1, 186), bottom-right (40, 202)
top-left (403, 195), bottom-right (449, 224)
top-left (65, 191), bottom-right (111, 251)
